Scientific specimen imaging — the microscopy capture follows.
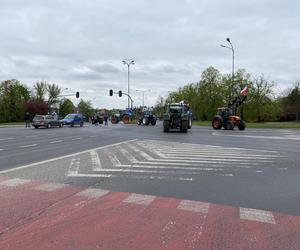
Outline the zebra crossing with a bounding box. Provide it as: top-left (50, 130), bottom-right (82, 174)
top-left (67, 139), bottom-right (281, 181)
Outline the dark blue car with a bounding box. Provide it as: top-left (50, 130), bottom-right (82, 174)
top-left (61, 114), bottom-right (84, 127)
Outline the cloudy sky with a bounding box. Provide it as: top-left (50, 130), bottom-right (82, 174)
top-left (0, 0), bottom-right (299, 109)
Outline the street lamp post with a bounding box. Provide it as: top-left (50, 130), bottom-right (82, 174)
top-left (135, 89), bottom-right (151, 107)
top-left (221, 38), bottom-right (235, 98)
top-left (122, 60), bottom-right (135, 109)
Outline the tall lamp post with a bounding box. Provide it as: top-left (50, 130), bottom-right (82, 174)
top-left (122, 60), bottom-right (135, 109)
top-left (135, 89), bottom-right (151, 107)
top-left (221, 38), bottom-right (235, 99)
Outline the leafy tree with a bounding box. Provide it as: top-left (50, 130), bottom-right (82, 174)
top-left (247, 75), bottom-right (275, 122)
top-left (24, 100), bottom-right (48, 117)
top-left (77, 99), bottom-right (94, 119)
top-left (284, 82), bottom-right (300, 121)
top-left (47, 83), bottom-right (61, 110)
top-left (33, 81), bottom-right (47, 101)
top-left (0, 79), bottom-right (30, 122)
top-left (59, 99), bottom-right (75, 117)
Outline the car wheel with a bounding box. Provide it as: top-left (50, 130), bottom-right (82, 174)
top-left (80, 122), bottom-right (83, 127)
top-left (70, 122), bottom-right (74, 127)
top-left (34, 126), bottom-right (38, 129)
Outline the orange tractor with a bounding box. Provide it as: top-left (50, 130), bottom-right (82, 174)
top-left (212, 86), bottom-right (249, 130)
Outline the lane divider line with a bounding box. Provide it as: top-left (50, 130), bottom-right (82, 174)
top-left (19, 144), bottom-right (37, 148)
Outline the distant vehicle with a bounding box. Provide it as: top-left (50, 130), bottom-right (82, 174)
top-left (163, 102), bottom-right (192, 133)
top-left (61, 114), bottom-right (84, 127)
top-left (32, 115), bottom-right (63, 129)
top-left (137, 108), bottom-right (157, 126)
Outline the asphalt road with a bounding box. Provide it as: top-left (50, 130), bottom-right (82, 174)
top-left (1, 122), bottom-right (300, 216)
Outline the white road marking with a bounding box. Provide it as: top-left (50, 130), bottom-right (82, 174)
top-left (177, 200), bottom-right (210, 213)
top-left (0, 139), bottom-right (137, 174)
top-left (0, 178), bottom-right (31, 187)
top-left (34, 183), bottom-right (69, 192)
top-left (255, 170), bottom-right (263, 173)
top-left (114, 164), bottom-right (224, 172)
top-left (25, 135), bottom-right (38, 138)
top-left (71, 137), bottom-right (82, 141)
top-left (126, 143), bottom-right (154, 160)
top-left (76, 188), bottom-right (109, 199)
top-left (92, 168), bottom-right (199, 175)
top-left (0, 138), bottom-right (14, 141)
top-left (19, 144), bottom-right (37, 148)
top-left (0, 149), bottom-right (3, 151)
top-left (49, 140), bottom-right (63, 144)
top-left (123, 193), bottom-right (156, 206)
top-left (107, 151), bottom-right (122, 166)
top-left (239, 207), bottom-right (276, 224)
top-left (89, 135), bottom-right (97, 138)
top-left (90, 150), bottom-right (102, 170)
top-left (68, 157), bottom-right (81, 176)
top-left (68, 172), bottom-right (193, 181)
top-left (117, 146), bottom-right (139, 163)
top-left (68, 173), bottom-right (113, 178)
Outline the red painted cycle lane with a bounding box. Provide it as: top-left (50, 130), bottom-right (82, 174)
top-left (0, 179), bottom-right (81, 233)
top-left (0, 176), bottom-right (300, 249)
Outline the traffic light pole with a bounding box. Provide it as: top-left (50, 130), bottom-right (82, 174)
top-left (113, 91), bottom-right (134, 109)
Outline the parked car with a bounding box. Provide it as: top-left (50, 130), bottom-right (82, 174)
top-left (32, 115), bottom-right (63, 129)
top-left (61, 114), bottom-right (84, 127)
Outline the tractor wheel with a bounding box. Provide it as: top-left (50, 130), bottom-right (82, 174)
top-left (143, 118), bottom-right (149, 126)
top-left (180, 121), bottom-right (188, 133)
top-left (212, 115), bottom-right (223, 130)
top-left (188, 118), bottom-right (192, 129)
top-left (137, 120), bottom-right (141, 125)
top-left (225, 121), bottom-right (234, 130)
top-left (163, 121), bottom-right (170, 132)
top-left (238, 120), bottom-right (246, 130)
top-left (151, 120), bottom-right (156, 126)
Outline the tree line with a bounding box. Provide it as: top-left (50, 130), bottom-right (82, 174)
top-left (0, 79), bottom-right (94, 123)
top-left (154, 66), bottom-right (300, 122)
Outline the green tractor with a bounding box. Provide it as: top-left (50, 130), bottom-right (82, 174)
top-left (163, 103), bottom-right (192, 133)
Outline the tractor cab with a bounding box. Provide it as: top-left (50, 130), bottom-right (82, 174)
top-left (217, 107), bottom-right (233, 118)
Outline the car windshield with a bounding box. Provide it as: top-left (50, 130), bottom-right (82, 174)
top-left (33, 115), bottom-right (45, 120)
top-left (64, 114), bottom-right (75, 119)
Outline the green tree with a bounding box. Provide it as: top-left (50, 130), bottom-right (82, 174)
top-left (247, 75), bottom-right (275, 122)
top-left (59, 99), bottom-right (75, 117)
top-left (33, 81), bottom-right (47, 101)
top-left (284, 82), bottom-right (300, 121)
top-left (47, 83), bottom-right (61, 110)
top-left (0, 79), bottom-right (30, 122)
top-left (77, 99), bottom-right (94, 119)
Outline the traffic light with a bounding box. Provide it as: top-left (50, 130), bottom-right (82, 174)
top-left (109, 89), bottom-right (113, 96)
top-left (118, 90), bottom-right (122, 97)
top-left (76, 92), bottom-right (79, 98)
